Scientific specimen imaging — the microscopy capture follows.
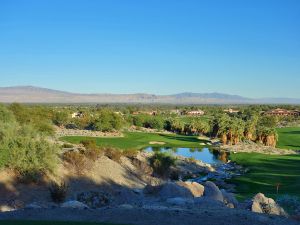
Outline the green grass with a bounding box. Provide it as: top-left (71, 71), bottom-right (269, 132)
top-left (276, 127), bottom-right (300, 150)
top-left (230, 153), bottom-right (300, 200)
top-left (0, 221), bottom-right (125, 225)
top-left (60, 132), bottom-right (206, 149)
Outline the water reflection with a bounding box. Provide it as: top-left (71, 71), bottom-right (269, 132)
top-left (144, 147), bottom-right (229, 164)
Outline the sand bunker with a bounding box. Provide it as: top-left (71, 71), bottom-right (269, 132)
top-left (149, 141), bottom-right (166, 145)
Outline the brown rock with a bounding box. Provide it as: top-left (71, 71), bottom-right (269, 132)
top-left (176, 181), bottom-right (204, 197)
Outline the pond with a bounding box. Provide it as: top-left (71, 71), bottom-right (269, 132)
top-left (144, 147), bottom-right (229, 165)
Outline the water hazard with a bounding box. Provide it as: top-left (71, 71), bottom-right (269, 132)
top-left (144, 147), bottom-right (229, 164)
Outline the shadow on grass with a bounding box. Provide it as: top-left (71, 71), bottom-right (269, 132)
top-left (229, 153), bottom-right (300, 197)
top-left (281, 131), bottom-right (300, 135)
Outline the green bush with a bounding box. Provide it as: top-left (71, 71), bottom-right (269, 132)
top-left (89, 109), bottom-right (124, 132)
top-left (0, 121), bottom-right (59, 182)
top-left (149, 152), bottom-right (176, 178)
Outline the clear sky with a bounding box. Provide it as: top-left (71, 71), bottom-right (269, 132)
top-left (0, 0), bottom-right (299, 98)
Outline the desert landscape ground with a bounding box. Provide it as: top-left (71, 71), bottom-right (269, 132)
top-left (0, 103), bottom-right (300, 225)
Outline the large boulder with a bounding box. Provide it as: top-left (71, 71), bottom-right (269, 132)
top-left (221, 189), bottom-right (239, 208)
top-left (250, 193), bottom-right (287, 217)
top-left (176, 181), bottom-right (205, 197)
top-left (203, 181), bottom-right (223, 202)
top-left (144, 182), bottom-right (194, 199)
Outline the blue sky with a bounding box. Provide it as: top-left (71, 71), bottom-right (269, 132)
top-left (0, 0), bottom-right (299, 98)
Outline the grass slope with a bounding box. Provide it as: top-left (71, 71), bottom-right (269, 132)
top-left (230, 153), bottom-right (300, 199)
top-left (61, 132), bottom-right (205, 149)
top-left (277, 127), bottom-right (300, 150)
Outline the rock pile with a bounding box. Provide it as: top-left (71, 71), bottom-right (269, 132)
top-left (249, 193), bottom-right (287, 217)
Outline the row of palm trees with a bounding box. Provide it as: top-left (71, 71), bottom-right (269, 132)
top-left (212, 114), bottom-right (278, 147)
top-left (166, 113), bottom-right (278, 147)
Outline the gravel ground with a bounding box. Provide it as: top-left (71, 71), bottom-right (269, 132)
top-left (0, 206), bottom-right (299, 225)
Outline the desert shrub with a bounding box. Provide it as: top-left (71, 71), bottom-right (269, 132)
top-left (0, 105), bottom-right (59, 182)
top-left (49, 181), bottom-right (68, 203)
top-left (2, 125), bottom-right (59, 183)
top-left (9, 126), bottom-right (59, 172)
top-left (34, 120), bottom-right (55, 136)
top-left (0, 104), bottom-right (16, 123)
top-left (16, 170), bottom-right (44, 184)
top-left (62, 143), bottom-right (74, 148)
top-left (63, 151), bottom-right (86, 173)
top-left (80, 139), bottom-right (97, 150)
top-left (149, 152), bottom-right (176, 178)
top-left (122, 149), bottom-right (139, 159)
top-left (103, 147), bottom-right (123, 162)
top-left (80, 139), bottom-right (102, 161)
top-left (84, 148), bottom-right (102, 161)
top-left (52, 111), bottom-right (69, 127)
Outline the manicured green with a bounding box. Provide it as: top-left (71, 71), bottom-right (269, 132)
top-left (0, 221), bottom-right (125, 225)
top-left (276, 127), bottom-right (300, 150)
top-left (230, 153), bottom-right (300, 200)
top-left (61, 132), bottom-right (206, 149)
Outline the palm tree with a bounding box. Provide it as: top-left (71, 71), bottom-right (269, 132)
top-left (190, 118), bottom-right (210, 135)
top-left (213, 114), bottom-right (231, 144)
top-left (230, 117), bottom-right (245, 145)
top-left (262, 128), bottom-right (278, 147)
top-left (244, 115), bottom-right (258, 141)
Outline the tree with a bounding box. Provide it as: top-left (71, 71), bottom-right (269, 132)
top-left (213, 114), bottom-right (231, 144)
top-left (90, 109), bottom-right (124, 132)
top-left (244, 114), bottom-right (259, 141)
top-left (52, 111), bottom-right (69, 127)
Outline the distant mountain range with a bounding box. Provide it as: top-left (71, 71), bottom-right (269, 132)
top-left (0, 86), bottom-right (299, 104)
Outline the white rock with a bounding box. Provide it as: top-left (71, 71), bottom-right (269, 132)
top-left (61, 200), bottom-right (89, 209)
top-left (0, 205), bottom-right (15, 212)
top-left (203, 181), bottom-right (224, 202)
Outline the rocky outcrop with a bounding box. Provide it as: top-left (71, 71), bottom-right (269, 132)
top-left (145, 181), bottom-right (206, 199)
top-left (176, 181), bottom-right (204, 197)
top-left (203, 181), bottom-right (223, 202)
top-left (76, 191), bottom-right (110, 209)
top-left (156, 182), bottom-right (194, 199)
top-left (250, 193), bottom-right (287, 217)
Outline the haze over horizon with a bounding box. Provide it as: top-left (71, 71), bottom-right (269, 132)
top-left (1, 0), bottom-right (300, 98)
